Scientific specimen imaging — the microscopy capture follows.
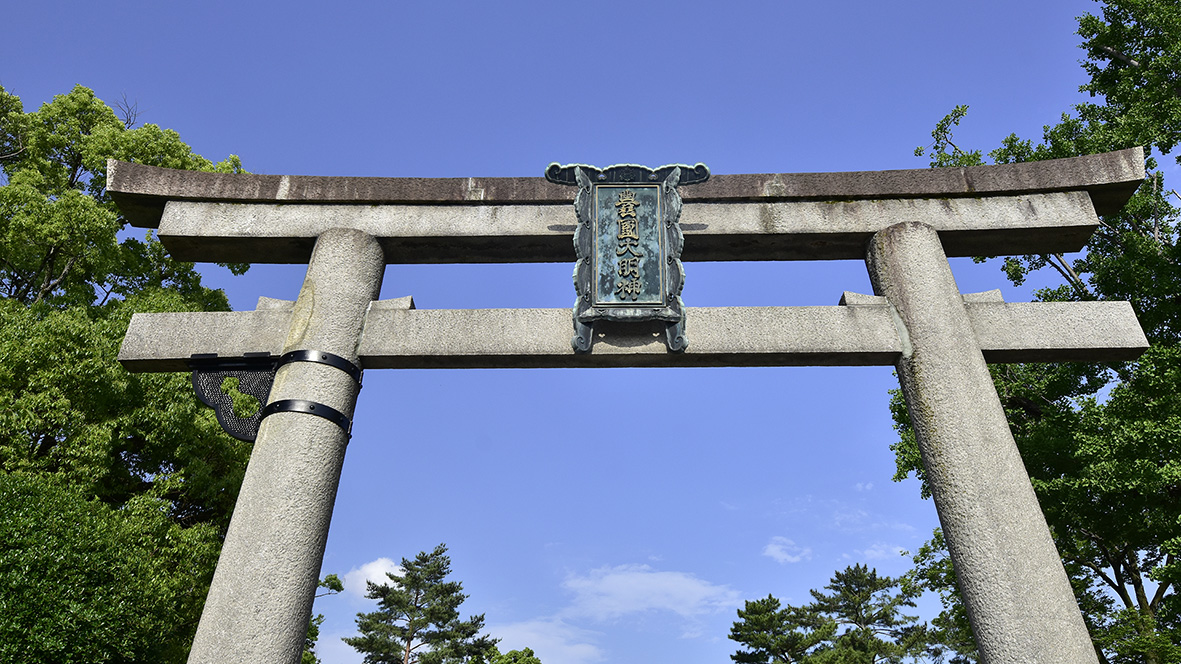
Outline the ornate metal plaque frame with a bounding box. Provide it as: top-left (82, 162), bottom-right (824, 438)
top-left (545, 162), bottom-right (709, 353)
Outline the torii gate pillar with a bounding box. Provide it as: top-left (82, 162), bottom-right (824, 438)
top-left (868, 222), bottom-right (1096, 663)
top-left (188, 229), bottom-right (384, 663)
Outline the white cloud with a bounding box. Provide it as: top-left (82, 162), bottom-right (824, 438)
top-left (762, 536), bottom-right (812, 564)
top-left (560, 564), bottom-right (741, 621)
top-left (328, 561), bottom-right (737, 663)
top-left (859, 542), bottom-right (907, 560)
top-left (868, 520), bottom-right (918, 534)
top-left (489, 618), bottom-right (604, 664)
top-left (855, 482), bottom-right (874, 491)
top-left (831, 508), bottom-right (870, 530)
top-left (342, 557), bottom-right (402, 598)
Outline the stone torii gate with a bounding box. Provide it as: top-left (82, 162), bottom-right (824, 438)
top-left (110, 148), bottom-right (1149, 664)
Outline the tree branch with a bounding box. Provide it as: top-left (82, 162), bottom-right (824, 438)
top-left (115, 93), bottom-right (139, 129)
top-left (1097, 45), bottom-right (1141, 68)
top-left (0, 132), bottom-right (25, 161)
top-left (1048, 253), bottom-right (1091, 297)
top-left (33, 254), bottom-right (77, 305)
top-left (1080, 529), bottom-right (1135, 608)
top-left (22, 247), bottom-right (58, 304)
top-left (0, 254), bottom-right (34, 301)
top-left (1125, 549), bottom-right (1155, 618)
top-left (1149, 553), bottom-right (1173, 609)
top-left (1077, 557), bottom-right (1124, 602)
top-left (1151, 172), bottom-right (1162, 243)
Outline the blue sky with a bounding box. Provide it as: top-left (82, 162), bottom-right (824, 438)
top-left (3, 1), bottom-right (1134, 662)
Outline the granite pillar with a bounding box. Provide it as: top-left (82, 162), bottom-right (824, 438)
top-left (187, 228), bottom-right (384, 664)
top-left (865, 221), bottom-right (1097, 664)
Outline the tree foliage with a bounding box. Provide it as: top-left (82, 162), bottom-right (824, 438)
top-left (730, 564), bottom-right (936, 663)
top-left (731, 594), bottom-right (837, 664)
top-left (304, 574), bottom-right (345, 664)
top-left (0, 84), bottom-right (249, 661)
top-left (473, 646), bottom-right (544, 664)
top-left (895, 2), bottom-right (1181, 662)
top-left (0, 472), bottom-right (221, 664)
top-left (345, 544), bottom-right (499, 664)
top-left (0, 84), bottom-right (245, 308)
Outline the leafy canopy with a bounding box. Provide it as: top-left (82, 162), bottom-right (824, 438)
top-left (0, 84), bottom-right (250, 662)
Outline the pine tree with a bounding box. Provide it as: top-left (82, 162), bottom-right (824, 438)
top-left (729, 594), bottom-right (836, 663)
top-left (344, 544), bottom-right (498, 664)
top-left (730, 565), bottom-right (933, 663)
top-left (808, 564), bottom-right (930, 662)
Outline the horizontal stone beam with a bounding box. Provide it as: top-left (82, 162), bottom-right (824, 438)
top-left (154, 191), bottom-right (1099, 264)
top-left (108, 148), bottom-right (1143, 229)
top-left (118, 299), bottom-right (1147, 372)
top-left (358, 304), bottom-right (903, 369)
top-left (966, 301), bottom-right (1150, 362)
top-left (117, 299), bottom-right (295, 373)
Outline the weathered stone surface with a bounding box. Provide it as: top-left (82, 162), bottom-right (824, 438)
top-left (107, 148), bottom-right (1143, 228)
top-left (866, 221), bottom-right (1099, 664)
top-left (691, 147), bottom-right (1143, 216)
top-left (153, 191), bottom-right (1099, 264)
top-left (119, 310), bottom-right (291, 372)
top-left (968, 300), bottom-right (1146, 362)
top-left (358, 304), bottom-right (903, 368)
top-left (117, 300), bottom-right (1147, 371)
top-left (186, 229), bottom-right (384, 664)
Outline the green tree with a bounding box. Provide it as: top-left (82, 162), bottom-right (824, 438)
top-left (730, 565), bottom-right (934, 664)
top-left (0, 84), bottom-right (249, 662)
top-left (897, 531), bottom-right (976, 664)
top-left (897, 2), bottom-right (1181, 662)
top-left (730, 594), bottom-right (838, 663)
top-left (0, 472), bottom-right (220, 664)
top-left (809, 565), bottom-right (932, 662)
top-left (304, 574), bottom-right (345, 664)
top-left (473, 645), bottom-right (544, 664)
top-left (344, 544), bottom-right (499, 664)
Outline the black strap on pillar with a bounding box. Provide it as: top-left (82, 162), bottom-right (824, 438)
top-left (276, 349), bottom-right (363, 386)
top-left (259, 399), bottom-right (352, 437)
top-left (189, 349), bottom-right (362, 442)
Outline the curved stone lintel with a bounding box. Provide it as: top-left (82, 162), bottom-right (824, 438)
top-left (108, 147), bottom-right (1144, 229)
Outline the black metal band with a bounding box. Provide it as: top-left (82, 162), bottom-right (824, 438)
top-left (188, 352), bottom-right (277, 372)
top-left (259, 399), bottom-right (352, 437)
top-left (186, 351), bottom-right (359, 442)
top-left (277, 350), bottom-right (363, 385)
